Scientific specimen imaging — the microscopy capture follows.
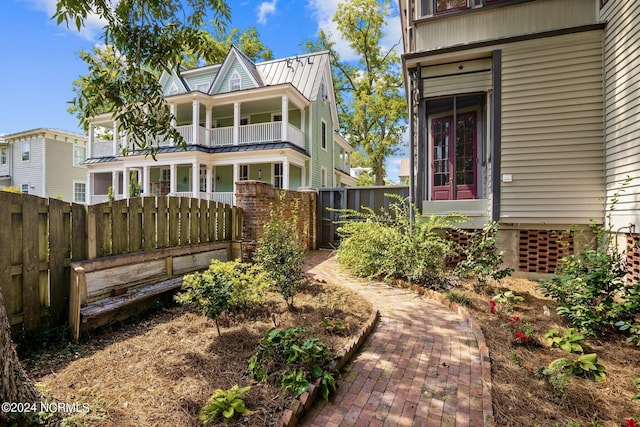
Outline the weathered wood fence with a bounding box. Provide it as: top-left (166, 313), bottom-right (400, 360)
top-left (0, 192), bottom-right (240, 336)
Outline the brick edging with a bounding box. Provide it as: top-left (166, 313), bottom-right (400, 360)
top-left (278, 307), bottom-right (380, 427)
top-left (407, 284), bottom-right (495, 427)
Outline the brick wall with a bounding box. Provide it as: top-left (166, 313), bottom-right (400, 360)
top-left (235, 181), bottom-right (317, 261)
top-left (627, 234), bottom-right (640, 284)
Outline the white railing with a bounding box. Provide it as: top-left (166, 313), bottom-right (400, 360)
top-left (210, 192), bottom-right (234, 205)
top-left (239, 122), bottom-right (280, 144)
top-left (288, 125), bottom-right (305, 149)
top-left (210, 127), bottom-right (234, 147)
top-left (92, 139), bottom-right (114, 157)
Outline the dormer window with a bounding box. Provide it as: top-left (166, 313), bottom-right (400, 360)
top-left (168, 82), bottom-right (179, 95)
top-left (319, 80), bottom-right (328, 102)
top-left (229, 71), bottom-right (241, 91)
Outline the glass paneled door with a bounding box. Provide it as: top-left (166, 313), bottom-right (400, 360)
top-left (431, 112), bottom-right (477, 200)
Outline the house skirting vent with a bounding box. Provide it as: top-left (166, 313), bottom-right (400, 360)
top-left (518, 230), bottom-right (573, 274)
top-left (626, 234), bottom-right (640, 284)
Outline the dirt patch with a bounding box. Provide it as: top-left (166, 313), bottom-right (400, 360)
top-left (25, 279), bottom-right (373, 426)
top-left (457, 276), bottom-right (640, 427)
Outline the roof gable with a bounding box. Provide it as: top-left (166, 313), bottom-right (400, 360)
top-left (210, 45), bottom-right (263, 95)
top-left (256, 51), bottom-right (330, 101)
top-left (160, 72), bottom-right (189, 96)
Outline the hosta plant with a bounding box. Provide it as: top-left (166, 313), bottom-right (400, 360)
top-left (198, 385), bottom-right (252, 423)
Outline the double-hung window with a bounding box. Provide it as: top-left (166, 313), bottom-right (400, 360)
top-left (21, 142), bottom-right (30, 161)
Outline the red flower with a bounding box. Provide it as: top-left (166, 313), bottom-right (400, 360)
top-left (626, 418), bottom-right (639, 427)
top-left (514, 330), bottom-right (529, 344)
top-left (507, 316), bottom-right (521, 324)
top-left (489, 300), bottom-right (496, 314)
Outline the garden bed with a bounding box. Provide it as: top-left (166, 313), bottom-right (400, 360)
top-left (23, 279), bottom-right (373, 426)
top-left (450, 276), bottom-right (640, 427)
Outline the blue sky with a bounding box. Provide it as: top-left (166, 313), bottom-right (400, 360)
top-left (0, 0), bottom-right (406, 180)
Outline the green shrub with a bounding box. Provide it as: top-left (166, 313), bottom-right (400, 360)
top-left (198, 385), bottom-right (252, 423)
top-left (247, 327), bottom-right (336, 400)
top-left (453, 221), bottom-right (514, 290)
top-left (334, 194), bottom-right (462, 285)
top-left (175, 274), bottom-right (231, 336)
top-left (253, 196), bottom-right (305, 307)
top-left (546, 353), bottom-right (607, 382)
top-left (544, 328), bottom-right (589, 354)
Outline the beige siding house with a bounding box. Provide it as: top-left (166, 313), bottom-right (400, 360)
top-left (2, 129), bottom-right (87, 203)
top-left (399, 0), bottom-right (640, 277)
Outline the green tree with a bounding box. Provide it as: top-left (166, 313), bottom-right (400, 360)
top-left (54, 0), bottom-right (231, 154)
top-left (305, 0), bottom-right (407, 185)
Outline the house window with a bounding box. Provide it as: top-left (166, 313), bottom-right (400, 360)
top-left (229, 71), bottom-right (241, 91)
top-left (195, 83), bottom-right (209, 93)
top-left (435, 0), bottom-right (468, 13)
top-left (199, 167), bottom-right (207, 192)
top-left (272, 114), bottom-right (282, 122)
top-left (319, 80), bottom-right (328, 102)
top-left (73, 145), bottom-right (86, 167)
top-left (321, 167), bottom-right (327, 188)
top-left (240, 117), bottom-right (250, 126)
top-left (168, 82), bottom-right (179, 95)
top-left (74, 182), bottom-right (86, 203)
top-left (21, 142), bottom-right (30, 161)
top-left (321, 121), bottom-right (327, 150)
top-left (239, 165), bottom-right (249, 181)
top-left (274, 163), bottom-right (283, 189)
top-left (0, 147), bottom-right (6, 166)
top-left (21, 184), bottom-right (28, 194)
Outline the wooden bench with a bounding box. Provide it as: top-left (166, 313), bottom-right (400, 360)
top-left (69, 242), bottom-right (230, 340)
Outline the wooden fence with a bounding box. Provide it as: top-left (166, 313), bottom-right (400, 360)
top-left (0, 192), bottom-right (240, 336)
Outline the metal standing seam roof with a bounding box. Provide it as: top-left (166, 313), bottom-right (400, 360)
top-left (257, 51), bottom-right (329, 101)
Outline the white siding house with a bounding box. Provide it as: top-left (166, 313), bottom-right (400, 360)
top-left (398, 0), bottom-right (628, 276)
top-left (1, 129), bottom-right (88, 203)
top-left (84, 47), bottom-right (355, 204)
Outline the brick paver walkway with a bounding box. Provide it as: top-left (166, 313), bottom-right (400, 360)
top-left (301, 250), bottom-right (490, 427)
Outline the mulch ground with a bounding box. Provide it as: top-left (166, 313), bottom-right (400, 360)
top-left (24, 279), bottom-right (373, 426)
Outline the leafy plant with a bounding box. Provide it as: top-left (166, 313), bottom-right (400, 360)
top-left (198, 385), bottom-right (252, 423)
top-left (505, 316), bottom-right (534, 345)
top-left (453, 221), bottom-right (514, 290)
top-left (492, 290), bottom-right (524, 313)
top-left (547, 353), bottom-right (607, 382)
top-left (539, 180), bottom-right (640, 336)
top-left (175, 275), bottom-right (231, 336)
top-left (322, 318), bottom-right (349, 335)
top-left (334, 194), bottom-right (463, 285)
top-left (544, 328), bottom-right (589, 354)
top-left (445, 291), bottom-right (470, 306)
top-left (615, 318), bottom-right (640, 347)
top-left (247, 327), bottom-right (336, 400)
top-left (253, 195), bottom-right (305, 307)
top-left (632, 377), bottom-right (640, 401)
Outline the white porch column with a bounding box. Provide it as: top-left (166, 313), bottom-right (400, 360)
top-left (192, 161), bottom-right (200, 198)
top-left (301, 165), bottom-right (307, 187)
top-left (143, 165), bottom-right (150, 196)
top-left (301, 108), bottom-right (306, 144)
top-left (206, 165), bottom-right (213, 194)
top-left (205, 106), bottom-right (212, 147)
top-left (170, 163), bottom-right (177, 193)
top-left (86, 171), bottom-right (92, 205)
top-left (123, 167), bottom-right (130, 198)
top-left (87, 123), bottom-right (94, 158)
top-left (233, 102), bottom-right (240, 145)
top-left (233, 163), bottom-right (239, 197)
top-left (281, 95), bottom-right (289, 141)
top-left (112, 171), bottom-right (118, 197)
top-left (169, 103), bottom-right (176, 127)
top-left (113, 121), bottom-right (119, 155)
top-left (283, 160), bottom-right (290, 189)
top-left (192, 100), bottom-right (200, 145)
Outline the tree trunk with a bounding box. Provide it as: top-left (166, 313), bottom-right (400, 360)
top-left (0, 291), bottom-right (43, 423)
top-left (374, 155), bottom-right (385, 186)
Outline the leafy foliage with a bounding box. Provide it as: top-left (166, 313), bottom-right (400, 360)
top-left (335, 194), bottom-right (463, 285)
top-left (175, 274), bottom-right (231, 336)
top-left (546, 353), bottom-right (607, 382)
top-left (304, 0), bottom-right (406, 185)
top-left (247, 328), bottom-right (336, 400)
top-left (54, 0), bottom-right (231, 154)
top-left (198, 385), bottom-right (251, 423)
top-left (544, 328), bottom-right (589, 354)
top-left (453, 221), bottom-right (514, 290)
top-left (253, 196), bottom-right (305, 306)
top-left (491, 290), bottom-right (523, 314)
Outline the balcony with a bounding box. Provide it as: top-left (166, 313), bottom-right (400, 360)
top-left (91, 122), bottom-right (305, 158)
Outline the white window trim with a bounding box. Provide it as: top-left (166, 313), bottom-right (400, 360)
top-left (229, 70), bottom-right (241, 91)
top-left (321, 120), bottom-right (328, 151)
top-left (271, 113), bottom-right (283, 122)
top-left (21, 184), bottom-right (29, 194)
top-left (73, 145), bottom-right (86, 168)
top-left (273, 162), bottom-right (283, 189)
top-left (0, 147), bottom-right (7, 166)
top-left (240, 116), bottom-right (251, 126)
top-left (168, 82), bottom-right (179, 95)
top-left (195, 82), bottom-right (209, 93)
top-left (321, 166), bottom-right (328, 188)
top-left (21, 142), bottom-right (30, 162)
top-left (73, 180), bottom-right (86, 203)
top-left (239, 164), bottom-right (249, 181)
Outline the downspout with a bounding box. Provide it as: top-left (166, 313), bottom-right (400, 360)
top-left (42, 133), bottom-right (46, 198)
top-left (309, 104), bottom-right (313, 187)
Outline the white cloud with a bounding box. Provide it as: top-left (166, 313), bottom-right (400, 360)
top-left (306, 0), bottom-right (403, 62)
top-left (20, 0), bottom-right (107, 41)
top-left (257, 0), bottom-right (278, 25)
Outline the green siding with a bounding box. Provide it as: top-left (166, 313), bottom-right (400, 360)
top-left (215, 59), bottom-right (256, 94)
top-left (163, 75), bottom-right (185, 95)
top-left (290, 165), bottom-right (302, 189)
top-left (215, 165), bottom-right (233, 192)
top-left (185, 72), bottom-right (216, 92)
top-left (250, 163), bottom-right (271, 183)
top-left (177, 166), bottom-right (190, 192)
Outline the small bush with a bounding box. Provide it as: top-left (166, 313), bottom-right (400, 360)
top-left (175, 274), bottom-right (231, 336)
top-left (335, 194), bottom-right (463, 286)
top-left (253, 195), bottom-right (306, 307)
top-left (198, 385), bottom-right (252, 423)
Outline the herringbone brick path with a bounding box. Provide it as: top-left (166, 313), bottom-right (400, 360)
top-left (300, 250), bottom-right (490, 427)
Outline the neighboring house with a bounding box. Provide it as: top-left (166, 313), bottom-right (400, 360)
top-left (1, 128), bottom-right (88, 203)
top-left (398, 158), bottom-right (410, 184)
top-left (399, 0), bottom-right (639, 276)
top-left (84, 46), bottom-right (355, 205)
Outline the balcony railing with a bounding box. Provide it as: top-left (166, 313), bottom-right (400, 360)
top-left (90, 122), bottom-right (305, 157)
